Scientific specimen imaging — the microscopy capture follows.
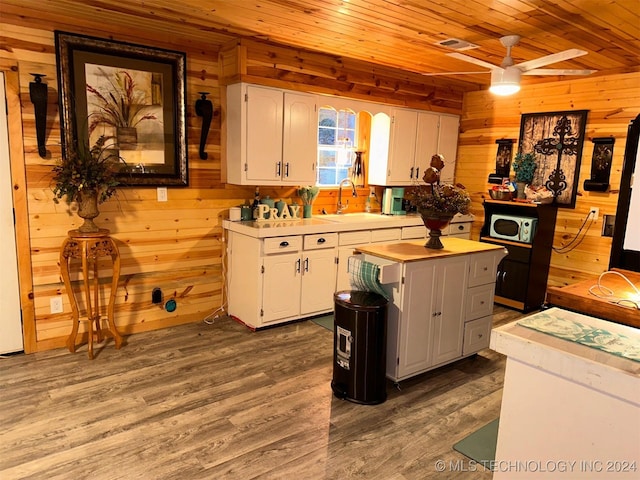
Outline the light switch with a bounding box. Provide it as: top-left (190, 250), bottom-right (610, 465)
top-left (157, 187), bottom-right (168, 202)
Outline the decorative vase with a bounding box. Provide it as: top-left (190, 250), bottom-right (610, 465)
top-left (420, 210), bottom-right (454, 249)
top-left (77, 190), bottom-right (101, 233)
top-left (303, 204), bottom-right (313, 218)
top-left (516, 181), bottom-right (527, 199)
top-left (116, 126), bottom-right (137, 150)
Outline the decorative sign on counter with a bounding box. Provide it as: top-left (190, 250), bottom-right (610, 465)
top-left (254, 203), bottom-right (300, 221)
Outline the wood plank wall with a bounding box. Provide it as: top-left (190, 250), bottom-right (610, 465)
top-left (1, 19), bottom-right (637, 353)
top-left (0, 22), bottom-right (466, 353)
top-left (457, 73), bottom-right (640, 286)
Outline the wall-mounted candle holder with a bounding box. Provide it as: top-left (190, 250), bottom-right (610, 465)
top-left (29, 73), bottom-right (48, 158)
top-left (195, 92), bottom-right (214, 160)
top-left (584, 137), bottom-right (615, 192)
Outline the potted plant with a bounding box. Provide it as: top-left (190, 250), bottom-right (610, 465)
top-left (408, 154), bottom-right (471, 249)
top-left (512, 152), bottom-right (537, 198)
top-left (52, 135), bottom-right (125, 233)
top-left (86, 69), bottom-right (157, 149)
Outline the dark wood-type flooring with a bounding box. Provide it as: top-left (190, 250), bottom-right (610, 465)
top-left (0, 306), bottom-right (525, 480)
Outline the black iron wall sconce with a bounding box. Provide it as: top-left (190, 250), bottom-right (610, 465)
top-left (195, 92), bottom-right (214, 160)
top-left (29, 73), bottom-right (48, 158)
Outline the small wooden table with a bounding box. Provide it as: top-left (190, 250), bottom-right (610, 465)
top-left (546, 268), bottom-right (640, 329)
top-left (59, 229), bottom-right (123, 359)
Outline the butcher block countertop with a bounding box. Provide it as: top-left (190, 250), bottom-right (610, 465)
top-left (354, 237), bottom-right (506, 263)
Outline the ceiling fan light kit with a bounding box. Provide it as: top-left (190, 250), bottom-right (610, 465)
top-left (441, 35), bottom-right (594, 96)
top-left (490, 67), bottom-right (521, 95)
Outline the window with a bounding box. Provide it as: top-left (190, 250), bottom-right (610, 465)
top-left (317, 107), bottom-right (357, 186)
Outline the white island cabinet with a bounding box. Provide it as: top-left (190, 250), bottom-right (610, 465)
top-left (355, 238), bottom-right (507, 382)
top-left (491, 309), bottom-right (640, 479)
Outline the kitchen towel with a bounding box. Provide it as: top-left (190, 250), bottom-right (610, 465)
top-left (347, 256), bottom-right (389, 300)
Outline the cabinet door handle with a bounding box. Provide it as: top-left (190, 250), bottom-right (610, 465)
top-left (415, 167), bottom-right (419, 179)
top-left (304, 257), bottom-right (309, 272)
top-left (457, 225), bottom-right (464, 231)
top-left (280, 241), bottom-right (289, 247)
top-left (296, 258), bottom-right (301, 273)
top-left (276, 161), bottom-right (281, 177)
top-left (317, 237), bottom-right (326, 244)
top-left (410, 167), bottom-right (414, 179)
top-left (284, 162), bottom-right (290, 177)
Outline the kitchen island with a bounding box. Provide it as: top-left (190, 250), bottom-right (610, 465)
top-left (490, 308), bottom-right (640, 479)
top-left (355, 238), bottom-right (507, 381)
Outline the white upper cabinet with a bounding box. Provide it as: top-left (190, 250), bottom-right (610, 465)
top-left (226, 83), bottom-right (317, 185)
top-left (368, 109), bottom-right (460, 186)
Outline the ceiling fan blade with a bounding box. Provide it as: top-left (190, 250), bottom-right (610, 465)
top-left (516, 49), bottom-right (588, 71)
top-left (522, 68), bottom-right (596, 76)
top-left (445, 52), bottom-right (500, 71)
top-left (421, 70), bottom-right (490, 76)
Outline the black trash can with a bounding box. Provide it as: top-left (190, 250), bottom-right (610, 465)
top-left (331, 290), bottom-right (388, 405)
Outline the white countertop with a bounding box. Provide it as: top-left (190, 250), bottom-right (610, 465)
top-left (222, 212), bottom-right (473, 238)
top-left (491, 307), bottom-right (640, 404)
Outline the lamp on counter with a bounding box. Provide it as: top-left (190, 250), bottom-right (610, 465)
top-left (195, 91), bottom-right (214, 160)
top-left (489, 66), bottom-right (521, 96)
top-left (29, 73), bottom-right (48, 158)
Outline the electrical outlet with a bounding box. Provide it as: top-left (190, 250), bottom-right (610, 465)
top-left (157, 187), bottom-right (168, 202)
top-left (590, 206), bottom-right (599, 221)
top-left (369, 186), bottom-right (376, 197)
top-left (50, 297), bottom-right (63, 314)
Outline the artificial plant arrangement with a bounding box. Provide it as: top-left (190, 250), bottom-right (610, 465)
top-left (52, 135), bottom-right (126, 232)
top-left (409, 154), bottom-right (471, 217)
top-left (512, 152), bottom-right (537, 184)
top-left (409, 154), bottom-right (471, 249)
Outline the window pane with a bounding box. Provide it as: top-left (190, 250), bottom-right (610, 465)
top-left (317, 107), bottom-right (356, 187)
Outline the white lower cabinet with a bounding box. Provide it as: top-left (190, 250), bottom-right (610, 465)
top-left (227, 231), bottom-right (337, 328)
top-left (388, 256), bottom-right (468, 380)
top-left (362, 247), bottom-right (506, 382)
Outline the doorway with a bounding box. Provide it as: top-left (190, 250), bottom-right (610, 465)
top-left (0, 71), bottom-right (24, 354)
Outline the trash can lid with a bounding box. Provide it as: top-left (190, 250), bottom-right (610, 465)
top-left (334, 290), bottom-right (388, 309)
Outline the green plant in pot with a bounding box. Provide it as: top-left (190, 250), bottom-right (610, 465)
top-left (512, 152), bottom-right (537, 199)
top-left (52, 135), bottom-right (125, 233)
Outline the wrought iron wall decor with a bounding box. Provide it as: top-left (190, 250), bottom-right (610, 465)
top-left (584, 137), bottom-right (615, 192)
top-left (195, 92), bottom-right (213, 160)
top-left (518, 110), bottom-right (588, 208)
top-left (55, 31), bottom-right (188, 186)
top-left (29, 73), bottom-right (48, 158)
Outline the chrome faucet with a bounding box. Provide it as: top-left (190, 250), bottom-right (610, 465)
top-left (337, 178), bottom-right (358, 214)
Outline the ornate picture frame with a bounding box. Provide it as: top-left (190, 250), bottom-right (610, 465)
top-left (55, 31), bottom-right (188, 186)
top-left (518, 110), bottom-right (588, 208)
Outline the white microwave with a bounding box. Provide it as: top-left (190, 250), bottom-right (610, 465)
top-left (489, 214), bottom-right (538, 244)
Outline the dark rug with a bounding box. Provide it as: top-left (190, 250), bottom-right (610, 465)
top-left (310, 314), bottom-right (333, 331)
top-left (453, 418), bottom-right (499, 467)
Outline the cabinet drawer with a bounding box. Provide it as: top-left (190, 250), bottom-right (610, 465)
top-left (371, 228), bottom-right (401, 243)
top-left (401, 225), bottom-right (426, 239)
top-left (446, 222), bottom-right (471, 236)
top-left (304, 233), bottom-right (338, 250)
top-left (339, 230), bottom-right (371, 246)
top-left (465, 283), bottom-right (495, 320)
top-left (462, 316), bottom-right (492, 355)
top-left (263, 236), bottom-right (302, 254)
top-left (469, 251), bottom-right (500, 287)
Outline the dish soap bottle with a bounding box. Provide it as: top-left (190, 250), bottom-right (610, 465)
top-left (365, 197), bottom-right (372, 213)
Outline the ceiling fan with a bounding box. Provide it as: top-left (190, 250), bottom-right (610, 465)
top-left (444, 35), bottom-right (596, 95)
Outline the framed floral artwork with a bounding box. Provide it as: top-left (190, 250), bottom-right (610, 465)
top-left (55, 31), bottom-right (188, 186)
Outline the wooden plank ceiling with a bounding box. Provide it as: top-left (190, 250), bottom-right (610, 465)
top-left (1, 0), bottom-right (638, 91)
